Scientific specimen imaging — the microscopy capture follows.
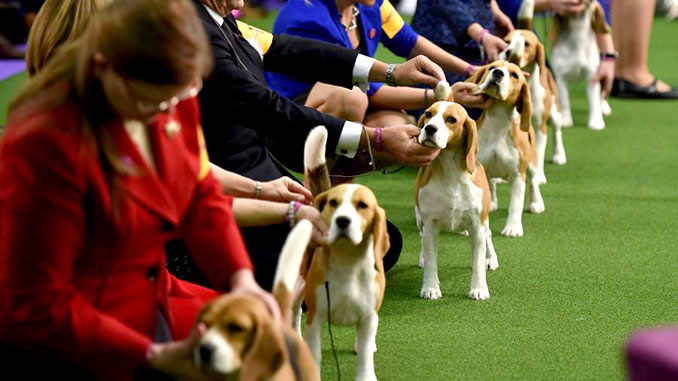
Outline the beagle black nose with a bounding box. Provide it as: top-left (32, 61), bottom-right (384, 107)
top-left (199, 343), bottom-right (215, 363)
top-left (424, 125), bottom-right (438, 135)
top-left (335, 216), bottom-right (351, 229)
top-left (492, 69), bottom-right (504, 79)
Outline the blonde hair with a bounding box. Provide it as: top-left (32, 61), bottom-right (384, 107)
top-left (11, 0), bottom-right (213, 174)
top-left (26, 0), bottom-right (113, 77)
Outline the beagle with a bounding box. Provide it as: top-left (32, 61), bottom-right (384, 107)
top-left (549, 0), bottom-right (612, 130)
top-left (194, 221), bottom-right (318, 380)
top-left (299, 126), bottom-right (389, 381)
top-left (500, 27), bottom-right (568, 180)
top-left (415, 101), bottom-right (499, 300)
top-left (467, 60), bottom-right (545, 238)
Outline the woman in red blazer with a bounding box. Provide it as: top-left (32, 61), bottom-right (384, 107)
top-left (0, 0), bottom-right (277, 378)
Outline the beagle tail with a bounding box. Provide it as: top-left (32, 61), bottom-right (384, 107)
top-left (303, 126), bottom-right (331, 196)
top-left (517, 0), bottom-right (535, 29)
top-left (273, 220), bottom-right (313, 323)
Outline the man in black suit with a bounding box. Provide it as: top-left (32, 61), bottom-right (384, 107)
top-left (172, 0), bottom-right (445, 290)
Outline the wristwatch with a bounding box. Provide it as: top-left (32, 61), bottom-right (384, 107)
top-left (385, 64), bottom-right (397, 86)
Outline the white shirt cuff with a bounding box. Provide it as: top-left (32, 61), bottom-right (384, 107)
top-left (352, 55), bottom-right (376, 93)
top-left (335, 121), bottom-right (363, 158)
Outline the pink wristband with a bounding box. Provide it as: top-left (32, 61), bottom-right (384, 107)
top-left (464, 65), bottom-right (476, 78)
top-left (375, 127), bottom-right (383, 151)
top-left (476, 28), bottom-right (489, 45)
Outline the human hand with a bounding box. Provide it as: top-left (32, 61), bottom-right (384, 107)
top-left (482, 34), bottom-right (509, 62)
top-left (381, 125), bottom-right (440, 167)
top-left (230, 269), bottom-right (281, 323)
top-left (451, 82), bottom-right (491, 109)
top-left (261, 177), bottom-right (313, 204)
top-left (295, 205), bottom-right (329, 247)
top-left (148, 324), bottom-right (208, 379)
top-left (549, 0), bottom-right (586, 16)
top-left (392, 55), bottom-right (446, 88)
top-left (591, 59), bottom-right (615, 98)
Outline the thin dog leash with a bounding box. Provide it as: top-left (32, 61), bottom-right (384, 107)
top-left (325, 258), bottom-right (342, 381)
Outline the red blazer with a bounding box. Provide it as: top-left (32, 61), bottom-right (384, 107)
top-left (0, 94), bottom-right (253, 377)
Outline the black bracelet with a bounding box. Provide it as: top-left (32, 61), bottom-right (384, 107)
top-left (600, 51), bottom-right (619, 60)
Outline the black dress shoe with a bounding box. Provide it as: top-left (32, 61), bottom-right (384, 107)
top-left (611, 78), bottom-right (678, 99)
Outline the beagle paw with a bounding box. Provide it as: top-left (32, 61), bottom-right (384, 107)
top-left (469, 286), bottom-right (490, 300)
top-left (528, 200), bottom-right (545, 214)
top-left (356, 373), bottom-right (378, 381)
top-left (456, 229), bottom-right (470, 236)
top-left (487, 256), bottom-right (499, 271)
top-left (588, 118), bottom-right (605, 131)
top-left (420, 286), bottom-right (442, 300)
top-left (601, 99), bottom-right (612, 116)
top-left (502, 223), bottom-right (523, 237)
top-left (551, 152), bottom-right (567, 165)
top-left (561, 114), bottom-right (573, 128)
top-left (489, 201), bottom-right (498, 212)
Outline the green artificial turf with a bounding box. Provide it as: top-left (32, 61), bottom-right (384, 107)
top-left (1, 13), bottom-right (677, 381)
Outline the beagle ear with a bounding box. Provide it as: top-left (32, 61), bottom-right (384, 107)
top-left (314, 190), bottom-right (329, 213)
top-left (417, 112), bottom-right (427, 128)
top-left (466, 64), bottom-right (489, 86)
top-left (464, 117), bottom-right (478, 174)
top-left (371, 206), bottom-right (390, 272)
top-left (516, 80), bottom-right (532, 132)
top-left (240, 312), bottom-right (287, 380)
top-left (591, 2), bottom-right (612, 34)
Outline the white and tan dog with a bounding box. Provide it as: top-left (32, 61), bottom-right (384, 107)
top-left (194, 221), bottom-right (318, 380)
top-left (467, 60), bottom-right (545, 237)
top-left (299, 126), bottom-right (389, 381)
top-left (500, 25), bottom-right (567, 179)
top-left (415, 101), bottom-right (499, 300)
top-left (549, 0), bottom-right (612, 130)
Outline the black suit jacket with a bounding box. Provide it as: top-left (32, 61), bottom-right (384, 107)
top-left (194, 2), bottom-right (360, 179)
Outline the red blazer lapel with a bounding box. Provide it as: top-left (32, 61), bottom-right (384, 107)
top-left (109, 119), bottom-right (179, 225)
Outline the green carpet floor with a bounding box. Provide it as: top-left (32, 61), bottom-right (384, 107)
top-left (1, 13), bottom-right (677, 381)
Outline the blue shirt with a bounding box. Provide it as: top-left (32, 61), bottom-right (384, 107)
top-left (266, 0), bottom-right (419, 100)
top-left (412, 0), bottom-right (494, 50)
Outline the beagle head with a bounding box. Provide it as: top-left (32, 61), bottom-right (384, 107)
top-left (417, 102), bottom-right (478, 174)
top-left (467, 61), bottom-right (532, 132)
top-left (500, 30), bottom-right (546, 74)
top-left (315, 184), bottom-right (389, 261)
top-left (194, 294), bottom-right (286, 379)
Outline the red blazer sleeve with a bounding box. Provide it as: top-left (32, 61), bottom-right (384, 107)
top-left (0, 122), bottom-right (151, 373)
top-left (178, 101), bottom-right (254, 291)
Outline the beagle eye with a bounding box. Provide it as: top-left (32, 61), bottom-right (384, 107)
top-left (225, 323), bottom-right (245, 333)
top-left (525, 42), bottom-right (531, 47)
top-left (424, 111), bottom-right (432, 119)
top-left (446, 116), bottom-right (457, 124)
top-left (329, 199), bottom-right (338, 208)
top-left (356, 201), bottom-right (368, 210)
top-left (510, 72), bottom-right (519, 79)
